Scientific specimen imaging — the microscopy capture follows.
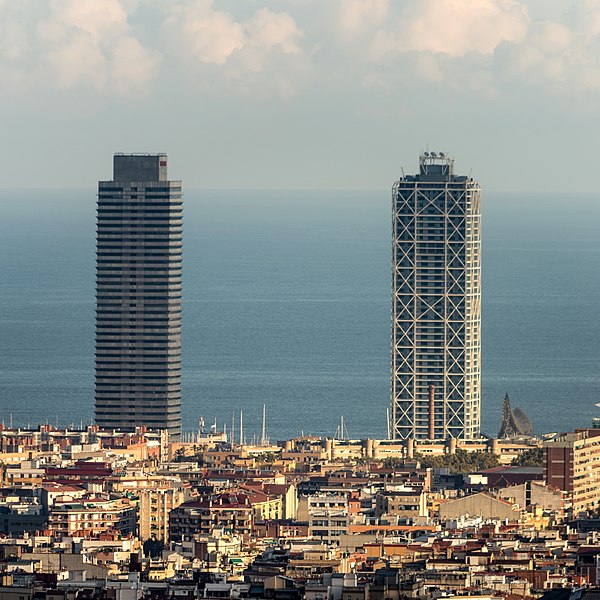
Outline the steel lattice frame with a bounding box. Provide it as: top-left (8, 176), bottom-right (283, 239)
top-left (390, 161), bottom-right (481, 440)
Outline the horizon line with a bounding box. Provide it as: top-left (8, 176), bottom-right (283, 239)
top-left (1, 186), bottom-right (599, 196)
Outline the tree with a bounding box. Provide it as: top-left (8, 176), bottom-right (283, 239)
top-left (511, 447), bottom-right (544, 467)
top-left (254, 452), bottom-right (277, 465)
top-left (415, 449), bottom-right (500, 473)
top-left (382, 457), bottom-right (405, 468)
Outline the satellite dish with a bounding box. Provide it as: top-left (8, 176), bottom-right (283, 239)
top-left (439, 152), bottom-right (445, 158)
top-left (430, 151), bottom-right (437, 158)
top-left (424, 152), bottom-right (430, 157)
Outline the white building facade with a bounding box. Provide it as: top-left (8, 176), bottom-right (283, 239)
top-left (391, 153), bottom-right (481, 440)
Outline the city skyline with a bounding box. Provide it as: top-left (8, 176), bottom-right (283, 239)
top-left (391, 154), bottom-right (481, 440)
top-left (0, 186), bottom-right (598, 438)
top-left (0, 2), bottom-right (599, 441)
top-left (1, 4), bottom-right (599, 590)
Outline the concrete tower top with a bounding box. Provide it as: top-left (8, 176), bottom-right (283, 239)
top-left (113, 153), bottom-right (168, 182)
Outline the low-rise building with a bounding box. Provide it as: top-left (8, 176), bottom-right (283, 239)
top-left (169, 493), bottom-right (253, 541)
top-left (545, 428), bottom-right (600, 515)
top-left (308, 494), bottom-right (349, 544)
top-left (438, 492), bottom-right (518, 521)
top-left (48, 494), bottom-right (136, 537)
top-left (375, 488), bottom-right (427, 522)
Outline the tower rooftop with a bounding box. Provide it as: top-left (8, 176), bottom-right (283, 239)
top-left (418, 151), bottom-right (455, 181)
top-left (113, 153), bottom-right (168, 182)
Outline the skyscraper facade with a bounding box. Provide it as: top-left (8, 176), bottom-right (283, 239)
top-left (95, 154), bottom-right (182, 438)
top-left (390, 153), bottom-right (481, 440)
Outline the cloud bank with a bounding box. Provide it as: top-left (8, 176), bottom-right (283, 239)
top-left (1, 0), bottom-right (599, 101)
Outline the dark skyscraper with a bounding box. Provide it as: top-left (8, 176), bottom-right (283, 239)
top-left (95, 154), bottom-right (182, 438)
top-left (391, 153), bottom-right (481, 441)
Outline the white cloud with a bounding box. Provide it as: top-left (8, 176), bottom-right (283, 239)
top-left (0, 0), bottom-right (158, 97)
top-left (110, 35), bottom-right (161, 94)
top-left (49, 0), bottom-right (128, 40)
top-left (318, 0), bottom-right (600, 97)
top-left (164, 0), bottom-right (245, 65)
top-left (568, 0), bottom-right (600, 36)
top-left (247, 8), bottom-right (303, 55)
top-left (369, 0), bottom-right (529, 60)
top-left (492, 10), bottom-right (600, 93)
top-left (338, 0), bottom-right (390, 35)
top-left (45, 31), bottom-right (108, 89)
top-left (161, 1), bottom-right (308, 97)
top-left (2, 0), bottom-right (600, 102)
top-left (163, 1), bottom-right (305, 67)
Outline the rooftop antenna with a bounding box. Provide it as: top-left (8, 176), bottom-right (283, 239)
top-left (199, 416), bottom-right (205, 435)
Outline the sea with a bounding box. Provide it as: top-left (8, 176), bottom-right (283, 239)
top-left (0, 188), bottom-right (599, 441)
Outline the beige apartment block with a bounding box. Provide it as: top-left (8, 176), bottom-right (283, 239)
top-left (545, 428), bottom-right (600, 515)
top-left (138, 485), bottom-right (188, 544)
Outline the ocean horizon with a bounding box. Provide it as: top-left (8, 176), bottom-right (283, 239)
top-left (1, 188), bottom-right (599, 441)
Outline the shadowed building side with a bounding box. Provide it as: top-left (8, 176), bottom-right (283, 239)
top-left (95, 154), bottom-right (182, 439)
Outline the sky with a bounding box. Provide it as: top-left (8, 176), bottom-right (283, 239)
top-left (1, 0), bottom-right (600, 192)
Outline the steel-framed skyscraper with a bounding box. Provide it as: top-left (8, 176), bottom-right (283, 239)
top-left (390, 153), bottom-right (481, 440)
top-left (95, 154), bottom-right (182, 438)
